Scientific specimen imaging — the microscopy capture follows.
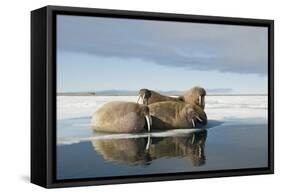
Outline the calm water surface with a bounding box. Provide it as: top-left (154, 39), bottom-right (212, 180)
top-left (56, 117), bottom-right (268, 180)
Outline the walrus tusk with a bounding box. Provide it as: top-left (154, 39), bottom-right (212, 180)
top-left (137, 95), bottom-right (141, 104)
top-left (137, 95), bottom-right (144, 104)
top-left (199, 96), bottom-right (201, 106)
top-left (195, 115), bottom-right (203, 122)
top-left (191, 119), bottom-right (195, 128)
top-left (145, 115), bottom-right (151, 132)
top-left (149, 115), bottom-right (152, 126)
top-left (141, 95), bottom-right (145, 104)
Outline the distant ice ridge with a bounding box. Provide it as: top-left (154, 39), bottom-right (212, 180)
top-left (57, 95), bottom-right (268, 122)
top-left (206, 96), bottom-right (267, 122)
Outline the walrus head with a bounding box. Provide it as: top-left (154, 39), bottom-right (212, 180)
top-left (137, 89), bottom-right (152, 105)
top-left (183, 105), bottom-right (206, 128)
top-left (181, 86), bottom-right (206, 109)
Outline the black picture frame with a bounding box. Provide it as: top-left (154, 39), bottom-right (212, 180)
top-left (31, 5), bottom-right (274, 188)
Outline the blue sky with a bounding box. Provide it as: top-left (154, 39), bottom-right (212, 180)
top-left (57, 15), bottom-right (268, 94)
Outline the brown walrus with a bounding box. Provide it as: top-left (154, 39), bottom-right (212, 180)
top-left (179, 86), bottom-right (206, 109)
top-left (91, 101), bottom-right (152, 133)
top-left (148, 101), bottom-right (207, 130)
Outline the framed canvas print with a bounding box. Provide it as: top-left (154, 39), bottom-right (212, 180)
top-left (31, 5), bottom-right (274, 188)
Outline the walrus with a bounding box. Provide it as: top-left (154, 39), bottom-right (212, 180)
top-left (179, 86), bottom-right (206, 109)
top-left (137, 86), bottom-right (206, 109)
top-left (148, 101), bottom-right (207, 129)
top-left (91, 101), bottom-right (152, 133)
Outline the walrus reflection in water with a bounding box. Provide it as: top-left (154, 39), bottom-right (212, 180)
top-left (91, 130), bottom-right (207, 166)
top-left (138, 86), bottom-right (206, 109)
top-left (91, 138), bottom-right (150, 165)
top-left (149, 101), bottom-right (207, 129)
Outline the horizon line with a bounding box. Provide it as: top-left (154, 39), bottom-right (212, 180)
top-left (57, 91), bottom-right (268, 96)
